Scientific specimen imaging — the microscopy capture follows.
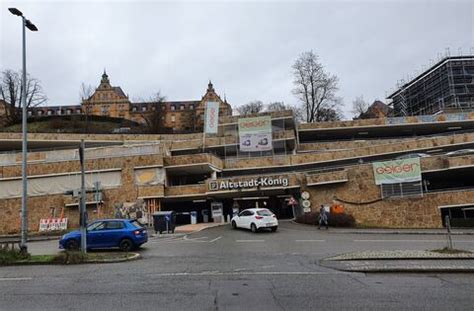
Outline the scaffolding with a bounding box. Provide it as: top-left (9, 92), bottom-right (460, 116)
top-left (388, 56), bottom-right (474, 116)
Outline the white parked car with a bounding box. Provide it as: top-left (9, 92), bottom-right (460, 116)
top-left (231, 208), bottom-right (278, 233)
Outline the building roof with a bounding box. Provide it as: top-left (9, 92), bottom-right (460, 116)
top-left (112, 87), bottom-right (127, 98)
top-left (130, 100), bottom-right (201, 107)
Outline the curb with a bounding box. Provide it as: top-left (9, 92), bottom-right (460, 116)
top-left (320, 257), bottom-right (474, 273)
top-left (84, 252), bottom-right (141, 264)
top-left (290, 220), bottom-right (474, 235)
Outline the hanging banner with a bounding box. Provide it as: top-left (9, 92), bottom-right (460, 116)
top-left (238, 116), bottom-right (272, 152)
top-left (204, 101), bottom-right (219, 134)
top-left (372, 158), bottom-right (421, 185)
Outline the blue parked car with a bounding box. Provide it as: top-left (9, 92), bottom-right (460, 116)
top-left (59, 219), bottom-right (148, 251)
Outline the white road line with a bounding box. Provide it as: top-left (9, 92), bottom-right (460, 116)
top-left (183, 236), bottom-right (208, 241)
top-left (209, 236), bottom-right (222, 243)
top-left (0, 277), bottom-right (32, 281)
top-left (354, 240), bottom-right (453, 242)
top-left (236, 240), bottom-right (265, 243)
top-left (150, 271), bottom-right (344, 277)
top-left (295, 240), bottom-right (326, 242)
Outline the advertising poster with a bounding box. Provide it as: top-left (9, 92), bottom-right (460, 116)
top-left (238, 116), bottom-right (272, 152)
top-left (372, 158), bottom-right (421, 185)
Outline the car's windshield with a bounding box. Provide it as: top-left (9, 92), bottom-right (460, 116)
top-left (257, 209), bottom-right (273, 216)
top-left (130, 220), bottom-right (144, 229)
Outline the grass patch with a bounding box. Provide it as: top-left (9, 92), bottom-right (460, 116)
top-left (431, 247), bottom-right (472, 254)
top-left (0, 248), bottom-right (30, 265)
top-left (0, 249), bottom-right (136, 266)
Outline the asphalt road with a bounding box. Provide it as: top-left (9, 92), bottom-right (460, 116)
top-left (1, 221), bottom-right (474, 310)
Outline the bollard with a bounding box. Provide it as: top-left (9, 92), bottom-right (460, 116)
top-left (445, 215), bottom-right (453, 250)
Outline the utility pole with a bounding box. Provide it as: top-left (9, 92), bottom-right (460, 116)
top-left (79, 139), bottom-right (87, 254)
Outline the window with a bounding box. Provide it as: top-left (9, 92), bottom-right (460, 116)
top-left (257, 209), bottom-right (273, 216)
top-left (381, 181), bottom-right (423, 199)
top-left (239, 210), bottom-right (254, 216)
top-left (47, 110), bottom-right (53, 115)
top-left (189, 104), bottom-right (194, 110)
top-left (170, 105), bottom-right (176, 111)
top-left (171, 115), bottom-right (176, 122)
top-left (76, 109), bottom-right (82, 114)
top-left (87, 221), bottom-right (106, 231)
top-left (180, 105), bottom-right (185, 110)
top-left (27, 111), bottom-right (33, 116)
top-left (101, 106), bottom-right (109, 115)
top-left (132, 106), bottom-right (137, 112)
top-left (130, 220), bottom-right (144, 229)
top-left (38, 110), bottom-right (43, 115)
top-left (66, 109), bottom-right (72, 115)
top-left (161, 105), bottom-right (166, 111)
top-left (142, 106), bottom-right (147, 112)
top-left (106, 221), bottom-right (124, 230)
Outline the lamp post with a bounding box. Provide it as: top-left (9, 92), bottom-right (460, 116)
top-left (8, 8), bottom-right (38, 253)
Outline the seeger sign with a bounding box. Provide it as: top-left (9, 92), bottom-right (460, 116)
top-left (372, 158), bottom-right (421, 185)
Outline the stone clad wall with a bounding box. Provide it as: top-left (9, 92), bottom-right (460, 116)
top-left (0, 153), bottom-right (165, 234)
top-left (303, 163), bottom-right (474, 228)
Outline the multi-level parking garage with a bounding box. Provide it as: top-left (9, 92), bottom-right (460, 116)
top-left (0, 110), bottom-right (473, 234)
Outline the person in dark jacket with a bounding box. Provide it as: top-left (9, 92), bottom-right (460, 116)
top-left (318, 205), bottom-right (328, 230)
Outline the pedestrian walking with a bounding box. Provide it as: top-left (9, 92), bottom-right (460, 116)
top-left (318, 205), bottom-right (328, 230)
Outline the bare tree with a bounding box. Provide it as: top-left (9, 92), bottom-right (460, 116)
top-left (140, 91), bottom-right (167, 134)
top-left (236, 100), bottom-right (264, 115)
top-left (351, 95), bottom-right (369, 118)
top-left (322, 96), bottom-right (344, 121)
top-left (79, 83), bottom-right (94, 102)
top-left (292, 51), bottom-right (339, 123)
top-left (266, 101), bottom-right (288, 112)
top-left (79, 82), bottom-right (95, 133)
top-left (0, 69), bottom-right (47, 125)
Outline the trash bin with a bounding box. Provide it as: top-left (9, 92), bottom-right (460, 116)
top-left (152, 211), bottom-right (176, 234)
top-left (190, 211), bottom-right (197, 225)
top-left (202, 210), bottom-right (209, 223)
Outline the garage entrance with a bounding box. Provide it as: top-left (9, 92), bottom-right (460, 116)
top-left (440, 204), bottom-right (474, 228)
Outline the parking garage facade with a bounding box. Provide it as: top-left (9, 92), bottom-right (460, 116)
top-left (1, 110), bottom-right (474, 234)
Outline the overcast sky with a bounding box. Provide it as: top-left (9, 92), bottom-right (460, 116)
top-left (1, 0), bottom-right (473, 119)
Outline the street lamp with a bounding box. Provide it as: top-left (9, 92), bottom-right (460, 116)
top-left (9, 7), bottom-right (38, 253)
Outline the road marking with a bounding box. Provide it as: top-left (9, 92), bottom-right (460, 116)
top-left (295, 240), bottom-right (326, 242)
top-left (0, 277), bottom-right (32, 281)
top-left (209, 236), bottom-right (222, 243)
top-left (353, 240), bottom-right (474, 243)
top-left (150, 271), bottom-right (345, 277)
top-left (183, 236), bottom-right (208, 241)
top-left (236, 240), bottom-right (265, 243)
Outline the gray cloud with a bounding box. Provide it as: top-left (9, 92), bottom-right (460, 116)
top-left (1, 0), bottom-right (472, 119)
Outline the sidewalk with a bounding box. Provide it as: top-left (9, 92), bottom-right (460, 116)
top-left (328, 228), bottom-right (474, 235)
top-left (290, 221), bottom-right (474, 235)
top-left (321, 250), bottom-right (474, 273)
top-left (174, 222), bottom-right (228, 234)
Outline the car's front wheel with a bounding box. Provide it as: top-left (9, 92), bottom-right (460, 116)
top-left (271, 226), bottom-right (278, 232)
top-left (65, 239), bottom-right (79, 251)
top-left (250, 223), bottom-right (258, 233)
top-left (119, 238), bottom-right (134, 252)
top-left (231, 221), bottom-right (237, 229)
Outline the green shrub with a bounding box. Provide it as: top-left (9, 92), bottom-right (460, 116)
top-left (0, 248), bottom-right (30, 265)
top-left (295, 212), bottom-right (355, 227)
